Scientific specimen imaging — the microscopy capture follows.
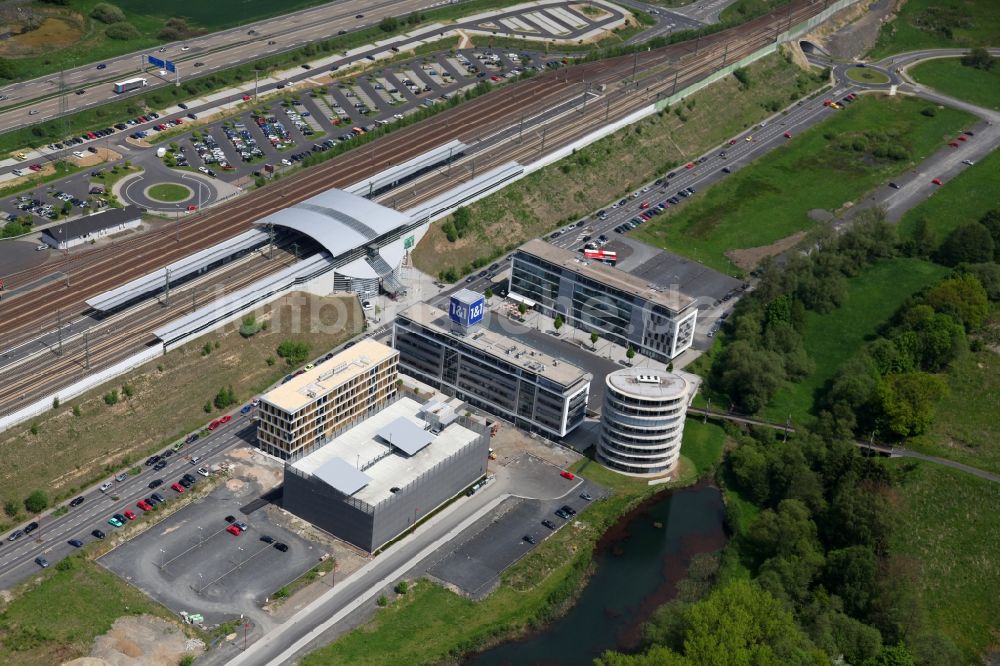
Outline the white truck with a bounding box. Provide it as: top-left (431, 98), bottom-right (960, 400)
top-left (113, 77), bottom-right (147, 94)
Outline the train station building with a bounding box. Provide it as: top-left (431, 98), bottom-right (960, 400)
top-left (43, 205), bottom-right (142, 250)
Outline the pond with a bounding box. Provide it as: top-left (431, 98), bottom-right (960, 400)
top-left (466, 481), bottom-right (727, 666)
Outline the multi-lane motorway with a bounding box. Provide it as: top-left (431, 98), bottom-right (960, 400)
top-left (0, 0), bottom-right (452, 131)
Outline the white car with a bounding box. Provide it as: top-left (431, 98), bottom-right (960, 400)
top-left (362, 299), bottom-right (374, 310)
top-left (181, 45), bottom-right (190, 51)
top-left (35, 244), bottom-right (48, 251)
top-left (12, 169), bottom-right (23, 176)
top-left (198, 166), bottom-right (209, 174)
top-left (72, 151), bottom-right (85, 158)
top-left (100, 482), bottom-right (113, 492)
top-left (962, 159), bottom-right (975, 166)
top-left (197, 467), bottom-right (210, 477)
top-left (280, 158), bottom-right (292, 166)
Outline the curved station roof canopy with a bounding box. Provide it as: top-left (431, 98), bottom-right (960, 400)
top-left (254, 188), bottom-right (411, 259)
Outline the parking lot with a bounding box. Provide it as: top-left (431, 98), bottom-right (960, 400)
top-left (423, 454), bottom-right (606, 598)
top-left (99, 455), bottom-right (332, 625)
top-left (145, 48), bottom-right (550, 188)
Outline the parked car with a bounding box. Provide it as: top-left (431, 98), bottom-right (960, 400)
top-left (123, 510), bottom-right (137, 520)
top-left (92, 529), bottom-right (105, 539)
top-left (68, 539), bottom-right (84, 547)
top-left (523, 535), bottom-right (536, 544)
top-left (24, 522), bottom-right (38, 535)
top-left (227, 525), bottom-right (242, 536)
top-left (560, 471), bottom-right (575, 480)
top-left (274, 542), bottom-right (289, 552)
top-left (108, 516), bottom-right (124, 528)
top-left (35, 557), bottom-right (49, 568)
top-left (170, 483), bottom-right (185, 493)
top-left (69, 496), bottom-right (85, 507)
top-left (542, 520), bottom-right (556, 530)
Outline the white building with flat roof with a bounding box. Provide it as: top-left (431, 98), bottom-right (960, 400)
top-left (283, 395), bottom-right (490, 551)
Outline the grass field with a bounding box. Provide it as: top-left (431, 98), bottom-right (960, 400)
top-left (146, 182), bottom-right (191, 202)
top-left (909, 58), bottom-right (1000, 111)
top-left (635, 95), bottom-right (974, 274)
top-left (898, 147), bottom-right (1000, 243)
top-left (907, 346), bottom-right (1000, 475)
top-left (413, 53), bottom-right (829, 279)
top-left (870, 0), bottom-right (1000, 58)
top-left (762, 258), bottom-right (948, 425)
top-left (719, 0), bottom-right (789, 24)
top-left (0, 555), bottom-right (182, 665)
top-left (0, 293), bottom-right (360, 530)
top-left (886, 459), bottom-right (1000, 662)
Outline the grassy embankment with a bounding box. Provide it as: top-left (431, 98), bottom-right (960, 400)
top-left (719, 0), bottom-right (790, 24)
top-left (301, 421), bottom-right (727, 665)
top-left (413, 52), bottom-right (830, 279)
top-left (909, 58), bottom-right (1000, 111)
top-left (761, 258), bottom-right (949, 426)
top-left (869, 0), bottom-right (1000, 58)
top-left (0, 0), bottom-right (576, 155)
top-left (635, 94), bottom-right (973, 274)
top-left (0, 555), bottom-right (185, 666)
top-left (886, 459), bottom-right (1000, 661)
top-left (0, 293), bottom-right (360, 531)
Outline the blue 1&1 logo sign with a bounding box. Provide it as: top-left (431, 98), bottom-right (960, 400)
top-left (449, 295), bottom-right (485, 326)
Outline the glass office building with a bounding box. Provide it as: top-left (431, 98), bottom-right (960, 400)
top-left (510, 239), bottom-right (698, 361)
top-left (393, 301), bottom-right (591, 438)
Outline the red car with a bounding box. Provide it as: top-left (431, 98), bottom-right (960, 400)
top-left (186, 204), bottom-right (197, 211)
top-left (137, 499), bottom-right (153, 511)
top-left (823, 99), bottom-right (832, 107)
top-left (86, 132), bottom-right (97, 139)
top-left (729, 139), bottom-right (737, 145)
top-left (560, 471), bottom-right (575, 480)
top-left (170, 483), bottom-right (185, 493)
top-left (490, 75), bottom-right (500, 82)
top-left (227, 525), bottom-right (242, 536)
top-left (783, 132), bottom-right (792, 139)
top-left (220, 415), bottom-right (232, 424)
top-left (123, 510), bottom-right (137, 520)
top-left (242, 95), bottom-right (251, 101)
top-left (640, 201), bottom-right (650, 209)
top-left (208, 419), bottom-right (221, 430)
top-left (29, 164), bottom-right (42, 172)
top-left (685, 162), bottom-right (695, 169)
top-left (957, 135), bottom-right (967, 142)
top-left (931, 178), bottom-right (943, 185)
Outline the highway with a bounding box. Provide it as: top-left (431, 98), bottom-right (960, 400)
top-left (0, 0), bottom-right (457, 132)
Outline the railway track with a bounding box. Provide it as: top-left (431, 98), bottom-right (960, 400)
top-left (0, 0), bottom-right (832, 415)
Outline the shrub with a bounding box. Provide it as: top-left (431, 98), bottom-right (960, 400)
top-left (90, 3), bottom-right (126, 24)
top-left (394, 580), bottom-right (409, 594)
top-left (3, 499), bottom-right (19, 518)
top-left (122, 383), bottom-right (135, 398)
top-left (266, 356), bottom-right (276, 366)
top-left (920, 106), bottom-right (936, 117)
top-left (203, 400), bottom-right (213, 413)
top-left (52, 396), bottom-right (60, 409)
top-left (733, 67), bottom-right (751, 88)
top-left (961, 47), bottom-right (995, 71)
top-left (72, 405), bottom-right (82, 417)
top-left (179, 655), bottom-right (195, 666)
top-left (105, 22), bottom-right (140, 40)
top-left (277, 340), bottom-right (310, 366)
top-left (214, 385), bottom-right (237, 409)
top-left (201, 342), bottom-right (212, 356)
top-left (24, 490), bottom-right (49, 513)
top-left (104, 389), bottom-right (119, 405)
top-left (377, 594), bottom-right (388, 607)
top-left (30, 422), bottom-right (39, 435)
top-left (240, 314), bottom-right (263, 338)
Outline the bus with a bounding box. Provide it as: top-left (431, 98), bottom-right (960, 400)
top-left (584, 249), bottom-right (617, 265)
top-left (113, 78), bottom-right (147, 94)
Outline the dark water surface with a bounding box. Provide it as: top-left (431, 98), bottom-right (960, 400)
top-left (466, 481), bottom-right (727, 666)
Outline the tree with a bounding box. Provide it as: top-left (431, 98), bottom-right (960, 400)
top-left (517, 302), bottom-right (527, 317)
top-left (877, 372), bottom-right (948, 437)
top-left (732, 67), bottom-right (751, 88)
top-left (24, 489), bottom-right (49, 513)
top-left (3, 499), bottom-right (19, 518)
top-left (553, 314), bottom-right (564, 332)
top-left (90, 2), bottom-right (126, 24)
top-left (713, 341), bottom-right (786, 413)
top-left (0, 57), bottom-right (16, 81)
top-left (277, 340), bottom-right (310, 366)
top-left (105, 22), bottom-right (140, 40)
top-left (958, 263), bottom-right (1000, 301)
top-left (933, 223), bottom-right (995, 266)
top-left (379, 16), bottom-right (399, 32)
top-left (483, 287), bottom-right (493, 300)
top-left (978, 209), bottom-right (1000, 260)
top-left (590, 331), bottom-right (599, 347)
top-left (923, 273), bottom-right (989, 331)
top-left (960, 47), bottom-right (995, 71)
top-left (625, 344), bottom-right (636, 364)
top-left (823, 546), bottom-right (879, 616)
top-left (863, 643), bottom-right (916, 666)
top-left (908, 217), bottom-right (934, 257)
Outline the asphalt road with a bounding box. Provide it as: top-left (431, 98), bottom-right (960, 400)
top-left (0, 414), bottom-right (257, 590)
top-left (0, 0), bottom-right (449, 131)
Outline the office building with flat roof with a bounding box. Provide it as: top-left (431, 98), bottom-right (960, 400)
top-left (598, 368), bottom-right (693, 476)
top-left (393, 297), bottom-right (591, 438)
top-left (509, 239), bottom-right (698, 361)
top-left (256, 339), bottom-right (398, 460)
top-left (283, 394), bottom-right (490, 551)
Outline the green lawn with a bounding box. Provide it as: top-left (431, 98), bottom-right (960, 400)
top-left (898, 147), bottom-right (1000, 243)
top-left (870, 0), bottom-right (1000, 58)
top-left (910, 58), bottom-right (1000, 110)
top-left (0, 556), bottom-right (182, 665)
top-left (762, 258), bottom-right (948, 425)
top-left (635, 95), bottom-right (973, 274)
top-left (680, 420), bottom-right (727, 475)
top-left (845, 67), bottom-right (890, 84)
top-left (907, 348), bottom-right (1000, 475)
top-left (146, 183), bottom-right (191, 202)
top-left (886, 459), bottom-right (1000, 662)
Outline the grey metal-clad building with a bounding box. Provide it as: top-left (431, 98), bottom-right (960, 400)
top-left (509, 239), bottom-right (698, 362)
top-left (282, 394), bottom-right (489, 552)
top-left (392, 300), bottom-right (591, 438)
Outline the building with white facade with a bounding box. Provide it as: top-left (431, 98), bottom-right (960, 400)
top-left (598, 368), bottom-right (693, 476)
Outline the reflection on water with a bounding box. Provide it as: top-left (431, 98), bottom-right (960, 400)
top-left (465, 481), bottom-right (727, 666)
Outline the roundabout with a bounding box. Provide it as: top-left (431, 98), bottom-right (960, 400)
top-left (845, 66), bottom-right (891, 85)
top-left (146, 183), bottom-right (193, 203)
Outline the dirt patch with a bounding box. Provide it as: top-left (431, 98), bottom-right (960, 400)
top-left (725, 231), bottom-right (807, 271)
top-left (805, 0), bottom-right (901, 60)
top-left (75, 614), bottom-right (202, 666)
top-left (0, 15), bottom-right (84, 57)
top-left (491, 424), bottom-right (582, 470)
